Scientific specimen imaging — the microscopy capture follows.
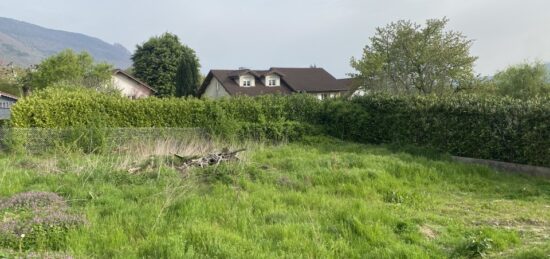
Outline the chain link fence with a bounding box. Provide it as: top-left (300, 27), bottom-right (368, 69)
top-left (0, 127), bottom-right (211, 155)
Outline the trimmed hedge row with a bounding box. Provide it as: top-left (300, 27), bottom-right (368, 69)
top-left (11, 88), bottom-right (322, 141)
top-left (319, 95), bottom-right (550, 167)
top-left (10, 88), bottom-right (550, 166)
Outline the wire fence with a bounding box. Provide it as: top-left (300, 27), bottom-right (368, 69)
top-left (0, 127), bottom-right (211, 155)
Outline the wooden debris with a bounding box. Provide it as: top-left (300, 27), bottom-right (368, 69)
top-left (173, 154), bottom-right (201, 163)
top-left (175, 148), bottom-right (246, 172)
top-left (126, 148), bottom-right (246, 175)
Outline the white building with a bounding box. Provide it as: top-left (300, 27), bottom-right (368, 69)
top-left (112, 69), bottom-right (156, 99)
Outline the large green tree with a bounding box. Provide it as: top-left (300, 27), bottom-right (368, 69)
top-left (491, 62), bottom-right (550, 99)
top-left (351, 18), bottom-right (478, 95)
top-left (132, 33), bottom-right (200, 97)
top-left (175, 50), bottom-right (201, 97)
top-left (26, 49), bottom-right (113, 91)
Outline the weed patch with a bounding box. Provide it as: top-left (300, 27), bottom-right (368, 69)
top-left (0, 139), bottom-right (548, 257)
top-left (0, 192), bottom-right (84, 251)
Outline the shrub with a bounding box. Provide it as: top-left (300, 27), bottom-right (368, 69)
top-left (10, 88), bottom-right (550, 166)
top-left (320, 94), bottom-right (550, 167)
top-left (318, 100), bottom-right (369, 141)
top-left (10, 88), bottom-right (321, 146)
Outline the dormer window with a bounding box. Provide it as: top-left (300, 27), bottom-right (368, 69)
top-left (239, 75), bottom-right (255, 87)
top-left (268, 79), bottom-right (277, 86)
top-left (265, 75), bottom-right (280, 87)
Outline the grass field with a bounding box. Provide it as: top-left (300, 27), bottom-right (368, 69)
top-left (0, 137), bottom-right (549, 258)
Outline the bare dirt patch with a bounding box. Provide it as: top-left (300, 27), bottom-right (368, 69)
top-left (420, 225), bottom-right (438, 240)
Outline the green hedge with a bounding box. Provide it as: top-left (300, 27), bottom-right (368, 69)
top-left (10, 87), bottom-right (321, 141)
top-left (9, 88), bottom-right (550, 166)
top-left (319, 95), bottom-right (550, 167)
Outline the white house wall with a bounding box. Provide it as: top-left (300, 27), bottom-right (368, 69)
top-left (203, 78), bottom-right (229, 99)
top-left (316, 92), bottom-right (343, 100)
top-left (112, 74), bottom-right (154, 98)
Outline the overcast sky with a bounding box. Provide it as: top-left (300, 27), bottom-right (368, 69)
top-left (1, 0), bottom-right (549, 77)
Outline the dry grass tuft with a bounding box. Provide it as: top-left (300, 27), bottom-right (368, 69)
top-left (420, 225), bottom-right (438, 240)
top-left (117, 137), bottom-right (216, 159)
top-left (112, 137), bottom-right (256, 173)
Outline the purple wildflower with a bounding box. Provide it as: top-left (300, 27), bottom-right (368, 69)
top-left (0, 191), bottom-right (85, 247)
top-left (0, 192), bottom-right (66, 211)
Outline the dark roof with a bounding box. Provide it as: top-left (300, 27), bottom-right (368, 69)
top-left (198, 67), bottom-right (347, 97)
top-left (264, 68), bottom-right (286, 77)
top-left (272, 68), bottom-right (349, 93)
top-left (0, 91), bottom-right (19, 101)
top-left (337, 78), bottom-right (355, 89)
top-left (201, 70), bottom-right (293, 97)
top-left (227, 69), bottom-right (261, 78)
top-left (113, 69), bottom-right (157, 93)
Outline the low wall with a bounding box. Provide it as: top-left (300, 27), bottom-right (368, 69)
top-left (452, 156), bottom-right (550, 178)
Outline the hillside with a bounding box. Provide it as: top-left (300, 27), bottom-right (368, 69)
top-left (0, 17), bottom-right (131, 68)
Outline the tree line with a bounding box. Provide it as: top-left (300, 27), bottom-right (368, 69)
top-left (2, 33), bottom-right (201, 98)
top-left (350, 18), bottom-right (550, 100)
top-left (1, 18), bottom-right (548, 100)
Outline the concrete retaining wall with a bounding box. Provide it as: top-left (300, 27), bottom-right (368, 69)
top-left (452, 156), bottom-right (550, 178)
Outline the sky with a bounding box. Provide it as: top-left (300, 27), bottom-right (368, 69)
top-left (1, 0), bottom-right (549, 77)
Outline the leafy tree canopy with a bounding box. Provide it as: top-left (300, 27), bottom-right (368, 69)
top-left (132, 33), bottom-right (200, 98)
top-left (351, 18), bottom-right (478, 95)
top-left (175, 50), bottom-right (201, 97)
top-left (25, 49), bottom-right (113, 92)
top-left (491, 62), bottom-right (550, 99)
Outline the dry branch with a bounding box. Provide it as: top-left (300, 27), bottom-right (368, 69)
top-left (127, 148), bottom-right (246, 175)
top-left (176, 148), bottom-right (246, 172)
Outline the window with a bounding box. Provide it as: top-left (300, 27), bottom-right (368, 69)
top-left (240, 75), bottom-right (255, 87)
top-left (317, 93), bottom-right (333, 100)
top-left (266, 75), bottom-right (280, 87)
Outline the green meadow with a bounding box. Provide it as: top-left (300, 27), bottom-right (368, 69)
top-left (1, 137), bottom-right (549, 258)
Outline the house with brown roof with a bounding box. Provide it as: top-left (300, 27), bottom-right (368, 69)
top-left (198, 67), bottom-right (350, 100)
top-left (112, 69), bottom-right (156, 99)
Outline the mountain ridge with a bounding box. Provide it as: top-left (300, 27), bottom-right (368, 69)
top-left (0, 17), bottom-right (132, 68)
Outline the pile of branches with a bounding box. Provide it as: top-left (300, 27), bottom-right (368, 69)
top-left (127, 148), bottom-right (246, 175)
top-left (175, 148), bottom-right (246, 172)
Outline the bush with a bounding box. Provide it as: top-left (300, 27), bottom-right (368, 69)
top-left (10, 88), bottom-right (550, 166)
top-left (318, 100), bottom-right (369, 141)
top-left (10, 88), bottom-right (321, 144)
top-left (320, 94), bottom-right (550, 167)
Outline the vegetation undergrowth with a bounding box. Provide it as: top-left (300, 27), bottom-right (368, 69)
top-left (0, 136), bottom-right (549, 258)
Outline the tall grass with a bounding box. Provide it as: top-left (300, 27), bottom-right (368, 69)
top-left (0, 137), bottom-right (549, 258)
